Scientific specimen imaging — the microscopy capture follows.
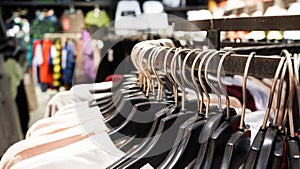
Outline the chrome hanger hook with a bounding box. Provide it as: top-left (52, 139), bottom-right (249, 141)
top-left (261, 56), bottom-right (286, 130)
top-left (170, 48), bottom-right (191, 111)
top-left (182, 49), bottom-right (203, 113)
top-left (239, 52), bottom-right (256, 130)
top-left (217, 50), bottom-right (235, 119)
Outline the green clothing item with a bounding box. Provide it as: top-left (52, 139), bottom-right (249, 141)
top-left (4, 58), bottom-right (24, 99)
top-left (85, 10), bottom-right (110, 28)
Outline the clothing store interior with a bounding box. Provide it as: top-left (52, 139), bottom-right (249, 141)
top-left (1, 0), bottom-right (300, 168)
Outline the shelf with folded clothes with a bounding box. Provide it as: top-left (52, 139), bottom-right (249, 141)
top-left (164, 5), bottom-right (208, 12)
top-left (186, 15), bottom-right (300, 49)
top-left (0, 0), bottom-right (111, 7)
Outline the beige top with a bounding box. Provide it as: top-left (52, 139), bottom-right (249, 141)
top-left (0, 118), bottom-right (106, 169)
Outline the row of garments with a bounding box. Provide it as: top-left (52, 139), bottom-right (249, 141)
top-left (29, 29), bottom-right (102, 91)
top-left (1, 39), bottom-right (299, 169)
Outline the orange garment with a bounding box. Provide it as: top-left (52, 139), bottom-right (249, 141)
top-left (39, 39), bottom-right (53, 85)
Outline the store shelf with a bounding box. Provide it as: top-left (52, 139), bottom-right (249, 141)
top-left (190, 15), bottom-right (300, 31)
top-left (164, 5), bottom-right (207, 12)
top-left (0, 1), bottom-right (111, 7)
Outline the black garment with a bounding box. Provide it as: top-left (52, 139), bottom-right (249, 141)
top-left (95, 39), bottom-right (139, 82)
top-left (15, 80), bottom-right (29, 137)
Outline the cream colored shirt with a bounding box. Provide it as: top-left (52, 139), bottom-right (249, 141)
top-left (1, 117), bottom-right (107, 169)
top-left (10, 132), bottom-right (125, 169)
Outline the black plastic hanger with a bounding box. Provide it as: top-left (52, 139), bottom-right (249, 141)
top-left (157, 49), bottom-right (207, 169)
top-left (256, 50), bottom-right (294, 169)
top-left (116, 48), bottom-right (198, 168)
top-left (107, 47), bottom-right (181, 169)
top-left (270, 71), bottom-right (287, 169)
top-left (198, 50), bottom-right (244, 169)
top-left (220, 52), bottom-right (257, 169)
top-left (162, 50), bottom-right (217, 169)
top-left (193, 50), bottom-right (234, 169)
top-left (108, 46), bottom-right (174, 147)
top-left (280, 49), bottom-right (300, 169)
top-left (104, 44), bottom-right (158, 129)
top-left (106, 105), bottom-right (178, 169)
top-left (243, 56), bottom-right (286, 169)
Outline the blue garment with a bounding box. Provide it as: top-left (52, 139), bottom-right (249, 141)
top-left (62, 41), bottom-right (75, 85)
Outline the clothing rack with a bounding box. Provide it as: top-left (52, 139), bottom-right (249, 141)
top-left (151, 50), bottom-right (285, 79)
top-left (186, 15), bottom-right (300, 50)
top-left (146, 45), bottom-right (300, 128)
top-left (43, 33), bottom-right (82, 39)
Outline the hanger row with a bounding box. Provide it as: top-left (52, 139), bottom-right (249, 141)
top-left (131, 39), bottom-right (299, 79)
top-left (110, 39), bottom-right (299, 169)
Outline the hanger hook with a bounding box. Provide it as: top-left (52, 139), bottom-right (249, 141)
top-left (205, 50), bottom-right (225, 110)
top-left (140, 45), bottom-right (157, 95)
top-left (274, 60), bottom-right (287, 128)
top-left (151, 46), bottom-right (169, 100)
top-left (170, 48), bottom-right (191, 111)
top-left (147, 46), bottom-right (163, 96)
top-left (261, 56), bottom-right (286, 129)
top-left (131, 43), bottom-right (148, 89)
top-left (281, 50), bottom-right (295, 137)
top-left (217, 50), bottom-right (235, 119)
top-left (294, 53), bottom-right (299, 85)
top-left (197, 50), bottom-right (213, 117)
top-left (145, 46), bottom-right (163, 96)
top-left (182, 49), bottom-right (203, 113)
top-left (239, 52), bottom-right (256, 130)
top-left (164, 47), bottom-right (179, 104)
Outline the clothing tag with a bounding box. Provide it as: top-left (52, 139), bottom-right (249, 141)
top-left (24, 73), bottom-right (31, 85)
top-left (141, 163), bottom-right (154, 169)
top-left (108, 49), bottom-right (114, 62)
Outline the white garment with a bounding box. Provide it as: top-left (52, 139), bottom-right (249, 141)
top-left (34, 44), bottom-right (43, 66)
top-left (11, 132), bottom-right (125, 169)
top-left (28, 101), bottom-right (108, 139)
top-left (235, 109), bottom-right (268, 144)
top-left (0, 117), bottom-right (107, 169)
top-left (143, 1), bottom-right (164, 13)
top-left (50, 45), bottom-right (56, 58)
top-left (244, 110), bottom-right (268, 144)
top-left (283, 2), bottom-right (300, 40)
top-left (44, 82), bottom-right (113, 117)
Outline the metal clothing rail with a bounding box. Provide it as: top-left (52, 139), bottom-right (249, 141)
top-left (153, 50), bottom-right (282, 79)
top-left (43, 33), bottom-right (81, 39)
